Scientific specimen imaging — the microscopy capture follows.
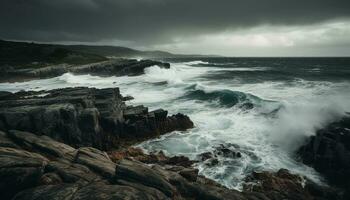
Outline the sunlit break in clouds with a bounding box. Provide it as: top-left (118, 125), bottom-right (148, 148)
top-left (153, 21), bottom-right (350, 56)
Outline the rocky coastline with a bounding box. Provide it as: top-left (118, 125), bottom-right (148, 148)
top-left (0, 59), bottom-right (347, 199)
top-left (0, 58), bottom-right (170, 83)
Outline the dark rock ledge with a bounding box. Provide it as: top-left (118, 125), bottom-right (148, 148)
top-left (298, 115), bottom-right (350, 199)
top-left (0, 130), bottom-right (341, 200)
top-left (0, 87), bottom-right (193, 150)
top-left (0, 58), bottom-right (170, 83)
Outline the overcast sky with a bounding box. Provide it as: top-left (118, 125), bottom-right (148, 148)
top-left (1, 0), bottom-right (350, 56)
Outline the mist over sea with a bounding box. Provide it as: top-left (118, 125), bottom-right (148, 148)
top-left (1, 57), bottom-right (350, 189)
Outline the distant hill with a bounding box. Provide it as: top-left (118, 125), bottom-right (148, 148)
top-left (0, 39), bottom-right (214, 68)
top-left (0, 39), bottom-right (179, 67)
top-left (64, 44), bottom-right (174, 58)
top-left (0, 40), bottom-right (107, 67)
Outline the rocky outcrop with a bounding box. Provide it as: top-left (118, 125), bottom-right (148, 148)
top-left (298, 115), bottom-right (350, 198)
top-left (1, 130), bottom-right (338, 200)
top-left (243, 169), bottom-right (342, 200)
top-left (0, 58), bottom-right (170, 82)
top-left (0, 87), bottom-right (193, 150)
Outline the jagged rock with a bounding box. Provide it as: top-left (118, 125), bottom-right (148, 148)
top-left (199, 143), bottom-right (243, 167)
top-left (179, 168), bottom-right (199, 182)
top-left (164, 155), bottom-right (195, 168)
top-left (243, 169), bottom-right (342, 200)
top-left (298, 116), bottom-right (350, 198)
top-left (199, 152), bottom-right (213, 161)
top-left (0, 87), bottom-right (194, 150)
top-left (161, 167), bottom-right (245, 200)
top-left (122, 95), bottom-right (134, 101)
top-left (214, 143), bottom-right (242, 158)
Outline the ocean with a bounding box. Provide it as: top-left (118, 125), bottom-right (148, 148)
top-left (1, 57), bottom-right (350, 189)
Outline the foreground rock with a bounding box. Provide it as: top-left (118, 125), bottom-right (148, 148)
top-left (0, 130), bottom-right (339, 200)
top-left (0, 58), bottom-right (170, 82)
top-left (0, 87), bottom-right (193, 150)
top-left (298, 115), bottom-right (350, 198)
top-left (244, 169), bottom-right (342, 200)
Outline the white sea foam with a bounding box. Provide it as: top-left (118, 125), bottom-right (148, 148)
top-left (183, 60), bottom-right (210, 65)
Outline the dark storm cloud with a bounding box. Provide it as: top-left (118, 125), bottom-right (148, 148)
top-left (0, 0), bottom-right (350, 44)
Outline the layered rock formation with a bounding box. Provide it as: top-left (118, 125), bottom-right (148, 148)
top-left (0, 130), bottom-right (339, 200)
top-left (298, 115), bottom-right (350, 198)
top-left (0, 58), bottom-right (170, 82)
top-left (0, 87), bottom-right (193, 150)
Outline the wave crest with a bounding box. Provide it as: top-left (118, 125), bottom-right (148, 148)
top-left (181, 84), bottom-right (281, 112)
top-left (184, 60), bottom-right (210, 65)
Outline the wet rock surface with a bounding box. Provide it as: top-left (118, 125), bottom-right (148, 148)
top-left (298, 115), bottom-right (350, 198)
top-left (243, 169), bottom-right (342, 200)
top-left (0, 87), bottom-right (194, 150)
top-left (0, 58), bottom-right (170, 82)
top-left (0, 130), bottom-right (339, 200)
top-left (198, 143), bottom-right (250, 168)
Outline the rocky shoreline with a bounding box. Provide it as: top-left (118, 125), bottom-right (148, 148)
top-left (0, 59), bottom-right (348, 199)
top-left (0, 86), bottom-right (344, 199)
top-left (0, 58), bottom-right (170, 83)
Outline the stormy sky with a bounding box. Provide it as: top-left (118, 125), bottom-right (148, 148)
top-left (1, 0), bottom-right (350, 56)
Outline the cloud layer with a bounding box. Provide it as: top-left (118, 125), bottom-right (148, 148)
top-left (1, 0), bottom-right (350, 56)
